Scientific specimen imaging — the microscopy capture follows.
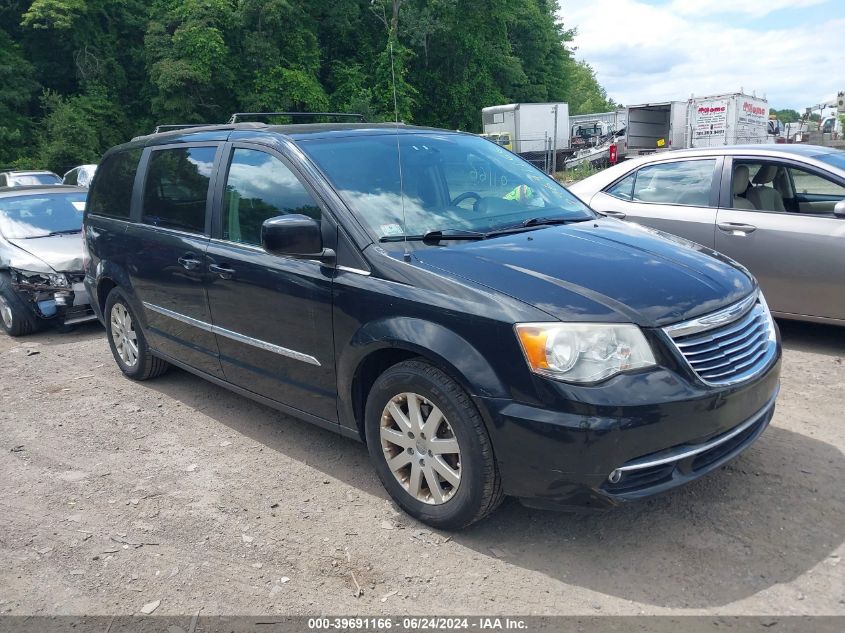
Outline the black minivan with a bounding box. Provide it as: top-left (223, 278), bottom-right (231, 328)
top-left (84, 122), bottom-right (781, 529)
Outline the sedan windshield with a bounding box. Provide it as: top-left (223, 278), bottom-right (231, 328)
top-left (9, 173), bottom-right (61, 186)
top-left (815, 150), bottom-right (845, 172)
top-left (0, 192), bottom-right (86, 239)
top-left (299, 132), bottom-right (595, 241)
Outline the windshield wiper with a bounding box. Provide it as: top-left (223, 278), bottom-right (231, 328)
top-left (379, 229), bottom-right (486, 243)
top-left (483, 215), bottom-right (593, 237)
top-left (23, 229), bottom-right (81, 239)
top-left (521, 215), bottom-right (593, 227)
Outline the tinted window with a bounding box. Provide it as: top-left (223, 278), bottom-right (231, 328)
top-left (605, 172), bottom-right (635, 200)
top-left (142, 146), bottom-right (216, 233)
top-left (0, 192), bottom-right (87, 239)
top-left (300, 134), bottom-right (594, 240)
top-left (87, 149), bottom-right (142, 218)
top-left (632, 159), bottom-right (716, 206)
top-left (223, 148), bottom-right (321, 245)
top-left (64, 169), bottom-right (79, 185)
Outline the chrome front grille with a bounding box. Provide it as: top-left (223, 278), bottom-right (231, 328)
top-left (664, 293), bottom-right (777, 386)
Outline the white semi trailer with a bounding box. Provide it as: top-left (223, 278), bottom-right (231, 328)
top-left (686, 93), bottom-right (770, 147)
top-left (481, 102), bottom-right (570, 156)
top-left (619, 92), bottom-right (771, 155)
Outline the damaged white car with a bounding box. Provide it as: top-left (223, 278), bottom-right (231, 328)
top-left (0, 185), bottom-right (97, 336)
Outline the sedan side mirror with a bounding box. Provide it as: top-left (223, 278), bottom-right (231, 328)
top-left (835, 200), bottom-right (845, 218)
top-left (261, 214), bottom-right (335, 263)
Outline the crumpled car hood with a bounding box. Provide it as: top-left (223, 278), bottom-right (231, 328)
top-left (4, 234), bottom-right (84, 273)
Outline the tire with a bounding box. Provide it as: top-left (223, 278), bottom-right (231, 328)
top-left (104, 288), bottom-right (169, 380)
top-left (364, 359), bottom-right (503, 530)
top-left (0, 274), bottom-right (35, 337)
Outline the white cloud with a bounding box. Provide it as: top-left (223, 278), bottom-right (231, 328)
top-left (561, 0), bottom-right (845, 110)
top-left (668, 0), bottom-right (828, 16)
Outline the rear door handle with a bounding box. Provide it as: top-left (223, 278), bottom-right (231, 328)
top-left (208, 263), bottom-right (235, 279)
top-left (603, 210), bottom-right (627, 219)
top-left (717, 222), bottom-right (757, 235)
top-left (177, 254), bottom-right (203, 270)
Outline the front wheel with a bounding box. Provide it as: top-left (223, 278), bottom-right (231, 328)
top-left (365, 359), bottom-right (503, 529)
top-left (105, 288), bottom-right (169, 380)
top-left (0, 276), bottom-right (34, 337)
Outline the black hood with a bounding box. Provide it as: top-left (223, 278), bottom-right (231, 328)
top-left (414, 218), bottom-right (755, 327)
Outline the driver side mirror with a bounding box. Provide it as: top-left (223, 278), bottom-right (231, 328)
top-left (261, 215), bottom-right (335, 264)
top-left (835, 200), bottom-right (845, 218)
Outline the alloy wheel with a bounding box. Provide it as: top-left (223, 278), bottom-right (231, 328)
top-left (380, 392), bottom-right (462, 504)
top-left (110, 303), bottom-right (139, 367)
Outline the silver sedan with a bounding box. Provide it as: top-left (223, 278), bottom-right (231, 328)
top-left (569, 144), bottom-right (845, 325)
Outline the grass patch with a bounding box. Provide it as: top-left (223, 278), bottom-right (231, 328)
top-left (555, 162), bottom-right (606, 184)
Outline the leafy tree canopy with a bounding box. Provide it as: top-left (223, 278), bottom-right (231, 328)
top-left (3, 0), bottom-right (616, 173)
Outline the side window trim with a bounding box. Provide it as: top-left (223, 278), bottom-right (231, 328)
top-left (136, 141), bottom-right (223, 236)
top-left (210, 141), bottom-right (338, 244)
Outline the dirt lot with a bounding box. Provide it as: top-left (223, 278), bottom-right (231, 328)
top-left (0, 319), bottom-right (843, 617)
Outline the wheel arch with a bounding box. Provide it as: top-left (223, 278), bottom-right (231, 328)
top-left (338, 317), bottom-right (509, 442)
top-left (92, 262), bottom-right (141, 323)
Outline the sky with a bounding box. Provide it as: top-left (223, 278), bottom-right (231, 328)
top-left (559, 0), bottom-right (845, 112)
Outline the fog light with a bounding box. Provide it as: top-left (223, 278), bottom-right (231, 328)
top-left (37, 299), bottom-right (57, 317)
top-left (608, 469), bottom-right (622, 484)
top-left (54, 291), bottom-right (72, 307)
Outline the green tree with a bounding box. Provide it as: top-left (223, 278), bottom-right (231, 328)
top-left (771, 108), bottom-right (801, 123)
top-left (35, 82), bottom-right (127, 173)
top-left (0, 29), bottom-right (39, 165)
top-left (145, 0), bottom-right (237, 123)
top-left (0, 0), bottom-right (620, 166)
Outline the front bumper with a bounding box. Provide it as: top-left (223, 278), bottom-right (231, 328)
top-left (474, 354), bottom-right (781, 511)
top-left (13, 277), bottom-right (97, 326)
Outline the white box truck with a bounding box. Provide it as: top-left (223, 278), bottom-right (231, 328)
top-left (624, 101), bottom-right (688, 155)
top-left (687, 93), bottom-right (770, 147)
top-left (481, 103), bottom-right (570, 155)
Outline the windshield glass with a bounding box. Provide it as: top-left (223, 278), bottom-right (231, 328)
top-left (815, 151), bottom-right (845, 172)
top-left (0, 192), bottom-right (87, 239)
top-left (299, 132), bottom-right (595, 240)
top-left (9, 173), bottom-right (61, 186)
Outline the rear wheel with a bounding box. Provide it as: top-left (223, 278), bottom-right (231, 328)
top-left (365, 359), bottom-right (503, 529)
top-left (105, 288), bottom-right (169, 380)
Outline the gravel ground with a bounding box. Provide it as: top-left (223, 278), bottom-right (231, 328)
top-left (0, 319), bottom-right (842, 616)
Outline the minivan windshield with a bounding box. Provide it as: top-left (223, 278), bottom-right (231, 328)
top-left (0, 192), bottom-right (86, 239)
top-left (299, 132), bottom-right (596, 241)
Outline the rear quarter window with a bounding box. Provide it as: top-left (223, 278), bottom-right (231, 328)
top-left (87, 149), bottom-right (142, 219)
top-left (141, 146), bottom-right (217, 234)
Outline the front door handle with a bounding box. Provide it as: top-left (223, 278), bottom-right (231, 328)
top-left (603, 210), bottom-right (627, 219)
top-left (177, 254), bottom-right (202, 270)
top-left (717, 222), bottom-right (757, 235)
top-left (208, 263), bottom-right (235, 279)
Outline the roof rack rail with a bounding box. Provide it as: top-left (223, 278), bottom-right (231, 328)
top-left (228, 112), bottom-right (365, 124)
top-left (153, 123), bottom-right (215, 134)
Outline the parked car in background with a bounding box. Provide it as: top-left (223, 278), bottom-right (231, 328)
top-left (63, 164), bottom-right (98, 188)
top-left (0, 170), bottom-right (62, 187)
top-left (569, 145), bottom-right (845, 325)
top-left (0, 185), bottom-right (97, 336)
top-left (85, 122), bottom-right (780, 529)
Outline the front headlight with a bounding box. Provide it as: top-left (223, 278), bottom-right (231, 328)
top-left (515, 322), bottom-right (657, 383)
top-left (12, 269), bottom-right (70, 288)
